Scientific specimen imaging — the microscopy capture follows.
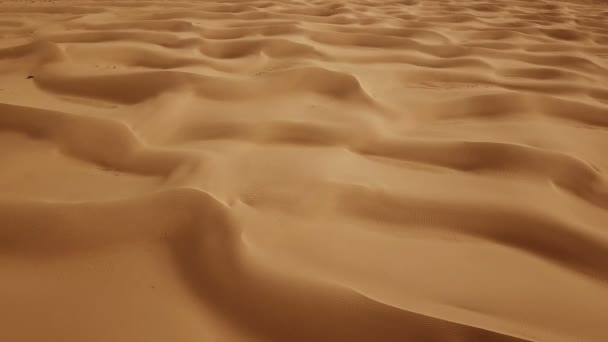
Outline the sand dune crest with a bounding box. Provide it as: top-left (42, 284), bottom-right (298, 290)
top-left (1, 0), bottom-right (608, 341)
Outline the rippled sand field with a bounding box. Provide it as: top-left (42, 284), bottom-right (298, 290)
top-left (1, 0), bottom-right (608, 341)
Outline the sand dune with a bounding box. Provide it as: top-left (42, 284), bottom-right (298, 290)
top-left (1, 0), bottom-right (608, 341)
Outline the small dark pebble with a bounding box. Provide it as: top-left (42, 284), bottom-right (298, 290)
top-left (27, 75), bottom-right (34, 79)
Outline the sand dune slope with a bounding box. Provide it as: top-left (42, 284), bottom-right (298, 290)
top-left (1, 0), bottom-right (608, 341)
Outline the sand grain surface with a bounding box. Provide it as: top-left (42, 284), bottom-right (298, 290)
top-left (1, 0), bottom-right (608, 341)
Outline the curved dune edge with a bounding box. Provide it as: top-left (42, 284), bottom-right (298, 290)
top-left (1, 0), bottom-right (608, 341)
top-left (0, 189), bottom-right (529, 342)
top-left (0, 102), bottom-right (196, 179)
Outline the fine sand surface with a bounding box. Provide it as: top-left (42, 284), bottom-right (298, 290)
top-left (1, 0), bottom-right (608, 341)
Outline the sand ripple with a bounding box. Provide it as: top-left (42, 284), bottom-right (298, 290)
top-left (1, 0), bottom-right (608, 341)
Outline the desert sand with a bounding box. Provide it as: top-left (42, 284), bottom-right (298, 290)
top-left (1, 0), bottom-right (608, 341)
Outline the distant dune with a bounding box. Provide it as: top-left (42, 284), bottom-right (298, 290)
top-left (1, 0), bottom-right (608, 341)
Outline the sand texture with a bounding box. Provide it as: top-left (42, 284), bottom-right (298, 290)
top-left (1, 0), bottom-right (608, 341)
